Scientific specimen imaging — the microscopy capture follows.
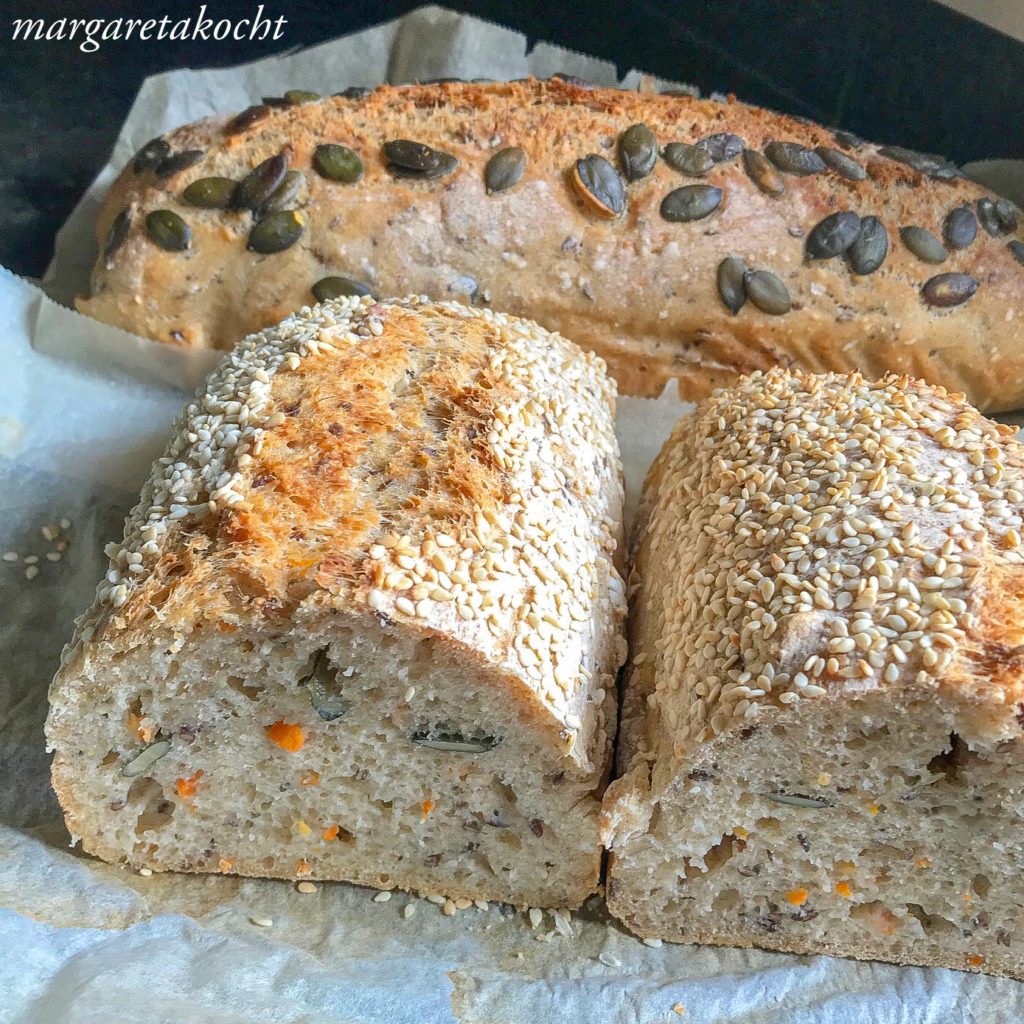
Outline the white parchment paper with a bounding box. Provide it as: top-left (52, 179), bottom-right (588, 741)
top-left (3, 6), bottom-right (1024, 1021)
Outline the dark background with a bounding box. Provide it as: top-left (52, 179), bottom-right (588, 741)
top-left (2, 0), bottom-right (1022, 279)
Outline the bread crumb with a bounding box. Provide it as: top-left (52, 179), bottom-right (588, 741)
top-left (296, 881), bottom-right (318, 894)
top-left (443, 898), bottom-right (456, 916)
top-left (672, 1003), bottom-right (686, 1015)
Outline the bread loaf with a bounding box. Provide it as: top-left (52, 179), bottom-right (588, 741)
top-left (77, 80), bottom-right (1024, 411)
top-left (46, 296), bottom-right (627, 909)
top-left (602, 368), bottom-right (1024, 977)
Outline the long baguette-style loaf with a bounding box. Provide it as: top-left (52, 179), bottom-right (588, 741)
top-left (78, 80), bottom-right (1024, 411)
top-left (602, 368), bottom-right (1024, 977)
top-left (46, 296), bottom-right (627, 909)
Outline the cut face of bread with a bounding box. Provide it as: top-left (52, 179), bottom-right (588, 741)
top-left (47, 297), bottom-right (626, 909)
top-left (603, 369), bottom-right (1024, 977)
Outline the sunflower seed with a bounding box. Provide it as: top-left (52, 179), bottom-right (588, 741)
top-left (247, 210), bottom-right (304, 254)
top-left (260, 97), bottom-right (290, 109)
top-left (766, 791), bottom-right (835, 809)
top-left (660, 184), bottom-right (723, 222)
top-left (300, 650), bottom-right (352, 721)
top-left (145, 210), bottom-right (191, 251)
top-left (155, 149), bottom-right (205, 178)
top-left (313, 144), bottom-right (364, 182)
top-left (571, 155), bottom-right (626, 218)
top-left (878, 145), bottom-right (960, 180)
top-left (182, 177), bottom-right (237, 209)
top-left (485, 147), bottom-right (526, 194)
top-left (103, 209), bottom-right (131, 264)
top-left (814, 146), bottom-right (866, 181)
top-left (256, 170), bottom-right (303, 217)
top-left (122, 739), bottom-right (171, 777)
top-left (977, 198), bottom-right (1002, 236)
top-left (384, 140), bottom-right (457, 178)
top-left (742, 148), bottom-right (786, 196)
top-left (226, 104), bottom-right (272, 135)
top-left (805, 211), bottom-right (861, 259)
top-left (922, 272), bottom-right (979, 308)
top-left (285, 89), bottom-right (320, 105)
top-left (660, 87), bottom-right (699, 97)
top-left (619, 123), bottom-right (658, 181)
top-left (900, 226), bottom-right (947, 264)
top-left (847, 215), bottom-right (888, 274)
top-left (696, 133), bottom-right (743, 163)
top-left (943, 206), bottom-right (977, 249)
top-left (717, 256), bottom-right (747, 315)
top-left (411, 728), bottom-right (500, 753)
top-left (996, 199), bottom-right (1019, 233)
top-left (832, 129), bottom-right (864, 150)
top-left (1009, 240), bottom-right (1024, 267)
top-left (231, 153), bottom-right (289, 210)
top-left (312, 276), bottom-right (373, 302)
top-left (765, 141), bottom-right (825, 176)
top-left (133, 138), bottom-right (170, 173)
top-left (744, 270), bottom-right (791, 314)
top-left (662, 142), bottom-right (714, 177)
top-left (336, 86), bottom-right (371, 100)
top-left (419, 77), bottom-right (465, 85)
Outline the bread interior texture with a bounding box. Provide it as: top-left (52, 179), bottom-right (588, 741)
top-left (50, 611), bottom-right (601, 908)
top-left (609, 689), bottom-right (1024, 976)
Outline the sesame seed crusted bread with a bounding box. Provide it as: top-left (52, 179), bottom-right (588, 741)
top-left (77, 79), bottom-right (1024, 411)
top-left (45, 296), bottom-right (627, 909)
top-left (602, 369), bottom-right (1024, 978)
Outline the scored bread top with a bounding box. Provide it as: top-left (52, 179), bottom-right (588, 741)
top-left (62, 297), bottom-right (626, 770)
top-left (79, 79), bottom-right (1024, 411)
top-left (618, 369), bottom-right (1024, 787)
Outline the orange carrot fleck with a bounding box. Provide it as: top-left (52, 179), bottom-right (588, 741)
top-left (870, 804), bottom-right (879, 816)
top-left (295, 859), bottom-right (312, 875)
top-left (835, 881), bottom-right (853, 899)
top-left (267, 721), bottom-right (305, 752)
top-left (218, 858), bottom-right (234, 873)
top-left (300, 770), bottom-right (321, 787)
top-left (218, 621), bottom-right (237, 633)
top-left (785, 888), bottom-right (809, 906)
top-left (176, 771), bottom-right (203, 800)
top-left (916, 857), bottom-right (931, 868)
top-left (323, 825), bottom-right (340, 842)
top-left (967, 954), bottom-right (984, 967)
top-left (421, 799), bottom-right (435, 821)
top-left (733, 826), bottom-right (748, 840)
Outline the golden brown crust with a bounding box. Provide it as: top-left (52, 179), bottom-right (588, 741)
top-left (77, 79), bottom-right (1024, 412)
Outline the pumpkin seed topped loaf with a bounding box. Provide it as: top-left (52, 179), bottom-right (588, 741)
top-left (602, 368), bottom-right (1024, 978)
top-left (78, 78), bottom-right (1024, 410)
top-left (46, 296), bottom-right (627, 909)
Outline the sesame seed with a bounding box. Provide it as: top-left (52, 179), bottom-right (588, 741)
top-left (373, 890), bottom-right (392, 903)
top-left (296, 881), bottom-right (318, 894)
top-left (403, 904), bottom-right (416, 919)
top-left (528, 907), bottom-right (543, 928)
top-left (2, 551), bottom-right (18, 562)
top-left (250, 916), bottom-right (273, 928)
top-left (138, 867), bottom-right (153, 877)
top-left (25, 566), bottom-right (39, 580)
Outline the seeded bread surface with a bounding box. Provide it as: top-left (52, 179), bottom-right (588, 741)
top-left (46, 297), bottom-right (627, 909)
top-left (78, 79), bottom-right (1024, 411)
top-left (602, 368), bottom-right (1024, 978)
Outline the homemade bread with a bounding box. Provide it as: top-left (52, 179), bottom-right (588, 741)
top-left (603, 369), bottom-right (1024, 977)
top-left (46, 296), bottom-right (627, 909)
top-left (77, 79), bottom-right (1024, 411)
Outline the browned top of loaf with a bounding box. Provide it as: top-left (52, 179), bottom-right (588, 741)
top-left (78, 79), bottom-right (1024, 412)
top-left (66, 297), bottom-right (626, 771)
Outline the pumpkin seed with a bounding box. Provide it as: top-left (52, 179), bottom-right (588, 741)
top-left (847, 215), bottom-right (888, 274)
top-left (122, 739), bottom-right (171, 777)
top-left (155, 149), bottom-right (205, 178)
top-left (300, 650), bottom-right (352, 721)
top-left (831, 129), bottom-right (864, 150)
top-left (766, 791), bottom-right (835, 809)
top-left (182, 177), bottom-right (237, 209)
top-left (485, 147), bottom-right (526, 194)
top-left (662, 142), bottom-right (714, 177)
top-left (285, 89), bottom-right (320, 105)
top-left (1009, 240), bottom-right (1024, 267)
top-left (313, 144), bottom-right (363, 182)
top-left (977, 198), bottom-right (1002, 236)
top-left (231, 153), bottom-right (289, 210)
top-left (619, 123), bottom-right (658, 181)
top-left (571, 154), bottom-right (626, 218)
top-left (765, 141), bottom-right (825, 176)
top-left (717, 256), bottom-right (747, 315)
top-left (133, 138), bottom-right (170, 173)
top-left (660, 184), bottom-right (723, 222)
top-left (227, 104), bottom-right (272, 135)
top-left (103, 209), bottom-right (131, 264)
top-left (744, 270), bottom-right (791, 315)
top-left (256, 170), bottom-right (303, 217)
top-left (996, 199), bottom-right (1019, 233)
top-left (247, 210), bottom-right (304, 254)
top-left (383, 139), bottom-right (457, 178)
top-left (900, 225), bottom-right (947, 264)
top-left (336, 86), bottom-right (371, 99)
top-left (411, 727), bottom-right (500, 753)
top-left (806, 210), bottom-right (861, 259)
top-left (145, 210), bottom-right (191, 251)
top-left (922, 272), bottom-right (979, 308)
top-left (878, 145), bottom-right (959, 180)
top-left (696, 133), bottom-right (743, 163)
top-left (312, 275), bottom-right (373, 302)
top-left (943, 206), bottom-right (977, 249)
top-left (814, 146), bottom-right (866, 181)
top-left (742, 148), bottom-right (786, 196)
